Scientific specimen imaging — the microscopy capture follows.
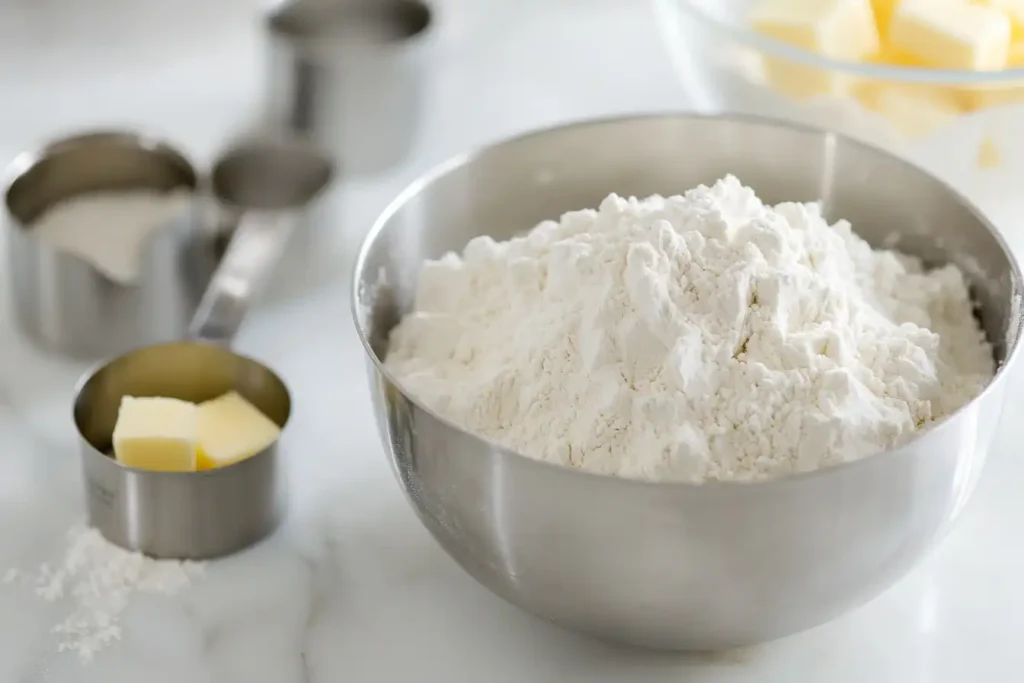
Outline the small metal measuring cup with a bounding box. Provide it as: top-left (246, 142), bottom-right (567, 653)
top-left (72, 138), bottom-right (334, 559)
top-left (3, 131), bottom-right (216, 359)
top-left (263, 0), bottom-right (433, 176)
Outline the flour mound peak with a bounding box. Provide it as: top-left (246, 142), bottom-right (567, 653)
top-left (386, 175), bottom-right (993, 483)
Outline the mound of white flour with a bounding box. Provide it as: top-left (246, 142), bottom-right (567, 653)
top-left (385, 176), bottom-right (994, 482)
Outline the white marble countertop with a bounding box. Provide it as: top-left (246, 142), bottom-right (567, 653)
top-left (2, 0), bottom-right (1024, 680)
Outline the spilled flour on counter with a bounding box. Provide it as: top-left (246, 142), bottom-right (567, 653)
top-left (385, 175), bottom-right (994, 483)
top-left (4, 524), bottom-right (203, 662)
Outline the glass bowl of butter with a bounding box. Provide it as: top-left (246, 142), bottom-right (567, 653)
top-left (654, 0), bottom-right (1024, 199)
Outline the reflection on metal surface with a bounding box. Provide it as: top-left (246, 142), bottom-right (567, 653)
top-left (3, 130), bottom-right (214, 359)
top-left (262, 0), bottom-right (433, 176)
top-left (351, 113), bottom-right (1023, 650)
top-left (70, 138), bottom-right (333, 560)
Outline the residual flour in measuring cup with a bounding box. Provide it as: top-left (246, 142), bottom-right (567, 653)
top-left (3, 130), bottom-right (217, 359)
top-left (30, 189), bottom-right (192, 285)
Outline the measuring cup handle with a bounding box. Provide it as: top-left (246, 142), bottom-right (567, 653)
top-left (188, 210), bottom-right (297, 346)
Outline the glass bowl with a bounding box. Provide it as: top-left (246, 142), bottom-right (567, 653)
top-left (653, 0), bottom-right (1024, 205)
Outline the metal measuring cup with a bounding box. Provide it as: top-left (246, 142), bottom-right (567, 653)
top-left (72, 138), bottom-right (334, 559)
top-left (3, 131), bottom-right (216, 358)
top-left (263, 0), bottom-right (433, 176)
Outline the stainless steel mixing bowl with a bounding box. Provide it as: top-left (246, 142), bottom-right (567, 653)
top-left (351, 114), bottom-right (1024, 650)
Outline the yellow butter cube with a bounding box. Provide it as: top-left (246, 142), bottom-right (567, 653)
top-left (112, 397), bottom-right (198, 472)
top-left (865, 45), bottom-right (925, 66)
top-left (196, 391), bottom-right (281, 470)
top-left (979, 0), bottom-right (1024, 37)
top-left (751, 0), bottom-right (880, 97)
top-left (1011, 39), bottom-right (1024, 62)
top-left (752, 0), bottom-right (881, 60)
top-left (872, 0), bottom-right (901, 34)
top-left (889, 0), bottom-right (1011, 70)
top-left (855, 82), bottom-right (964, 137)
top-left (973, 0), bottom-right (1024, 59)
top-left (958, 80), bottom-right (1024, 109)
top-left (761, 57), bottom-right (857, 97)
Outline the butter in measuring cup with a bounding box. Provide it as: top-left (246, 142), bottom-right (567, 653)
top-left (195, 391), bottom-right (283, 470)
top-left (113, 396), bottom-right (199, 471)
top-left (112, 391), bottom-right (281, 472)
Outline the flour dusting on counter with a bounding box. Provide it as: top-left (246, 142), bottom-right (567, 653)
top-left (4, 524), bottom-right (203, 662)
top-left (385, 175), bottom-right (994, 483)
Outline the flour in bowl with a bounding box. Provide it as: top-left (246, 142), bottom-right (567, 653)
top-left (384, 176), bottom-right (994, 483)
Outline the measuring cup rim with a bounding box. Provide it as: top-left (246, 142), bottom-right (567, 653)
top-left (208, 136), bottom-right (335, 210)
top-left (264, 0), bottom-right (434, 54)
top-left (2, 128), bottom-right (199, 290)
top-left (3, 127), bottom-right (198, 216)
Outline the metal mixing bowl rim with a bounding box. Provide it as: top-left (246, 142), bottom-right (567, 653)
top-left (350, 111), bottom-right (1024, 490)
top-left (71, 340), bottom-right (292, 479)
top-left (658, 0), bottom-right (1024, 85)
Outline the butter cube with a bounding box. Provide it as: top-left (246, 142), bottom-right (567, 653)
top-left (761, 58), bottom-right (857, 97)
top-left (958, 80), bottom-right (1024, 109)
top-left (975, 0), bottom-right (1024, 61)
top-left (855, 82), bottom-right (964, 137)
top-left (752, 0), bottom-right (880, 97)
top-left (752, 0), bottom-right (881, 60)
top-left (980, 0), bottom-right (1024, 37)
top-left (112, 397), bottom-right (198, 472)
top-left (1011, 39), bottom-right (1024, 62)
top-left (889, 0), bottom-right (1011, 70)
top-left (865, 45), bottom-right (925, 66)
top-left (872, 0), bottom-right (901, 34)
top-left (196, 391), bottom-right (281, 470)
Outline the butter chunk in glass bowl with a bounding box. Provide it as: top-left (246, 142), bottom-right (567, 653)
top-left (653, 0), bottom-right (1024, 199)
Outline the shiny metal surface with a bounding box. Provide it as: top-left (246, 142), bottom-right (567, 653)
top-left (74, 342), bottom-right (291, 559)
top-left (193, 138), bottom-right (334, 343)
top-left (73, 138), bottom-right (332, 559)
top-left (263, 0), bottom-right (432, 176)
top-left (352, 114), bottom-right (1024, 650)
top-left (3, 130), bottom-right (216, 359)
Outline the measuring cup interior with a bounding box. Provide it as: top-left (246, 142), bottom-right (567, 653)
top-left (211, 138), bottom-right (334, 210)
top-left (186, 137), bottom-right (335, 344)
top-left (267, 0), bottom-right (432, 48)
top-left (74, 341), bottom-right (291, 455)
top-left (4, 132), bottom-right (197, 224)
